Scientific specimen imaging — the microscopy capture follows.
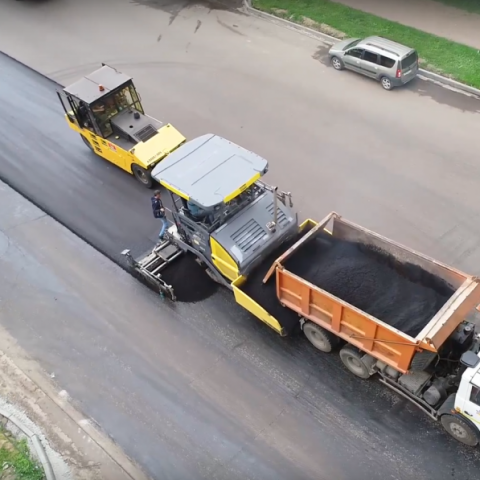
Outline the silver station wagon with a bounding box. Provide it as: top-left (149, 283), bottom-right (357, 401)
top-left (328, 36), bottom-right (419, 90)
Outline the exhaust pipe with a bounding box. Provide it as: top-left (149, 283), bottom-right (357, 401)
top-left (267, 187), bottom-right (278, 233)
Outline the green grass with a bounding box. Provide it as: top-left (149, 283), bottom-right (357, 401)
top-left (252, 0), bottom-right (480, 88)
top-left (0, 432), bottom-right (44, 480)
top-left (434, 0), bottom-right (480, 14)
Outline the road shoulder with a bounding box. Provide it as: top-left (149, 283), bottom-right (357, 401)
top-left (0, 181), bottom-right (150, 480)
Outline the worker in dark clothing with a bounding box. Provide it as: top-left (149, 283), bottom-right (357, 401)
top-left (151, 190), bottom-right (167, 239)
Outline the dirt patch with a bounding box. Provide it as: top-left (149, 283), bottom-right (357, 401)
top-left (300, 16), bottom-right (346, 39)
top-left (418, 57), bottom-right (449, 77)
top-left (132, 0), bottom-right (243, 13)
top-left (271, 8), bottom-right (288, 16)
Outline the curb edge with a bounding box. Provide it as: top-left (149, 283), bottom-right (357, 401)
top-left (242, 0), bottom-right (480, 97)
top-left (0, 406), bottom-right (56, 480)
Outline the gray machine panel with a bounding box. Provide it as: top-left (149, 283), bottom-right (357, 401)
top-left (212, 191), bottom-right (298, 275)
top-left (64, 65), bottom-right (132, 105)
top-left (110, 108), bottom-right (163, 144)
top-left (151, 134), bottom-right (268, 208)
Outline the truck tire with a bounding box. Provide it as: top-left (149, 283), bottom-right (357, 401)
top-left (339, 346), bottom-right (372, 379)
top-left (440, 414), bottom-right (479, 447)
top-left (131, 164), bottom-right (154, 189)
top-left (302, 322), bottom-right (339, 353)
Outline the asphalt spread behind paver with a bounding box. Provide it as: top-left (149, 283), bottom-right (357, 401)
top-left (1, 18), bottom-right (480, 480)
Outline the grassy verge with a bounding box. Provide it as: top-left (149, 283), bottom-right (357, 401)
top-left (252, 0), bottom-right (480, 88)
top-left (0, 429), bottom-right (44, 480)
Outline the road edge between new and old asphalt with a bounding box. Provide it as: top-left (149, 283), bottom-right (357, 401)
top-left (242, 0), bottom-right (480, 99)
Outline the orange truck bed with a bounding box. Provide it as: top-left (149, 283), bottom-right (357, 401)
top-left (267, 212), bottom-right (480, 373)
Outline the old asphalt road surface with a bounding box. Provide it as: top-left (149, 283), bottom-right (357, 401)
top-left (1, 0), bottom-right (480, 479)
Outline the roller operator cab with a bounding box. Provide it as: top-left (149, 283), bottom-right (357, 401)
top-left (150, 134), bottom-right (298, 286)
top-left (57, 64), bottom-right (186, 188)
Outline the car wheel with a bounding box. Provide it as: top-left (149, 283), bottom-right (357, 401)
top-left (331, 56), bottom-right (344, 71)
top-left (380, 76), bottom-right (393, 91)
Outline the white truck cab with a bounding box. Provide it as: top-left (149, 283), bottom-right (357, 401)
top-left (455, 352), bottom-right (480, 426)
top-left (441, 351), bottom-right (480, 446)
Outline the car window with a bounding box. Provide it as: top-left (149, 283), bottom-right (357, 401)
top-left (345, 48), bottom-right (363, 58)
top-left (401, 51), bottom-right (418, 69)
top-left (346, 39), bottom-right (361, 49)
top-left (379, 55), bottom-right (396, 68)
top-left (363, 51), bottom-right (378, 64)
top-left (471, 385), bottom-right (480, 406)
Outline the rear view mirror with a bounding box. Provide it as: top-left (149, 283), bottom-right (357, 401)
top-left (460, 351), bottom-right (480, 369)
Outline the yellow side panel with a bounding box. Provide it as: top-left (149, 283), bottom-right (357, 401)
top-left (160, 181), bottom-right (189, 200)
top-left (132, 124), bottom-right (186, 168)
top-left (210, 237), bottom-right (239, 282)
top-left (65, 114), bottom-right (134, 173)
top-left (299, 218), bottom-right (331, 235)
top-left (232, 276), bottom-right (284, 335)
top-left (224, 172), bottom-right (261, 203)
top-left (83, 130), bottom-right (133, 173)
top-left (299, 218), bottom-right (317, 231)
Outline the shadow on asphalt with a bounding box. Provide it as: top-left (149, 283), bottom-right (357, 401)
top-left (312, 45), bottom-right (480, 113)
top-left (132, 0), bottom-right (244, 14)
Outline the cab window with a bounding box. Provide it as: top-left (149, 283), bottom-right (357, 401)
top-left (113, 85), bottom-right (143, 113)
top-left (346, 48), bottom-right (363, 58)
top-left (471, 385), bottom-right (480, 406)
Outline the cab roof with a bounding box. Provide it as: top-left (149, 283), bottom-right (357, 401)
top-left (63, 65), bottom-right (132, 105)
top-left (151, 134), bottom-right (268, 208)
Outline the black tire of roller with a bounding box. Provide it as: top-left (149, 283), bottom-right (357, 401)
top-left (440, 415), bottom-right (479, 447)
top-left (302, 321), bottom-right (339, 353)
top-left (131, 164), bottom-right (154, 189)
top-left (339, 346), bottom-right (372, 380)
top-left (80, 134), bottom-right (94, 151)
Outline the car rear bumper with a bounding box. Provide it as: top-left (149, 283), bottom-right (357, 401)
top-left (390, 72), bottom-right (417, 87)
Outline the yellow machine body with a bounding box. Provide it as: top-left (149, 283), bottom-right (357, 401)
top-left (58, 64), bottom-right (186, 181)
top-left (66, 116), bottom-right (186, 174)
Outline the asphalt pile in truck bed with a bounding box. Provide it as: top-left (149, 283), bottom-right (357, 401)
top-left (283, 232), bottom-right (455, 337)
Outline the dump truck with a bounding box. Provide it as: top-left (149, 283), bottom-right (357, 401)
top-left (57, 64), bottom-right (186, 188)
top-left (123, 134), bottom-right (480, 447)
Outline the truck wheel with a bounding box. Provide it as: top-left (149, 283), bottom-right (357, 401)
top-left (131, 164), bottom-right (154, 189)
top-left (80, 134), bottom-right (94, 151)
top-left (302, 322), bottom-right (338, 353)
top-left (440, 415), bottom-right (479, 446)
top-left (339, 346), bottom-right (372, 379)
